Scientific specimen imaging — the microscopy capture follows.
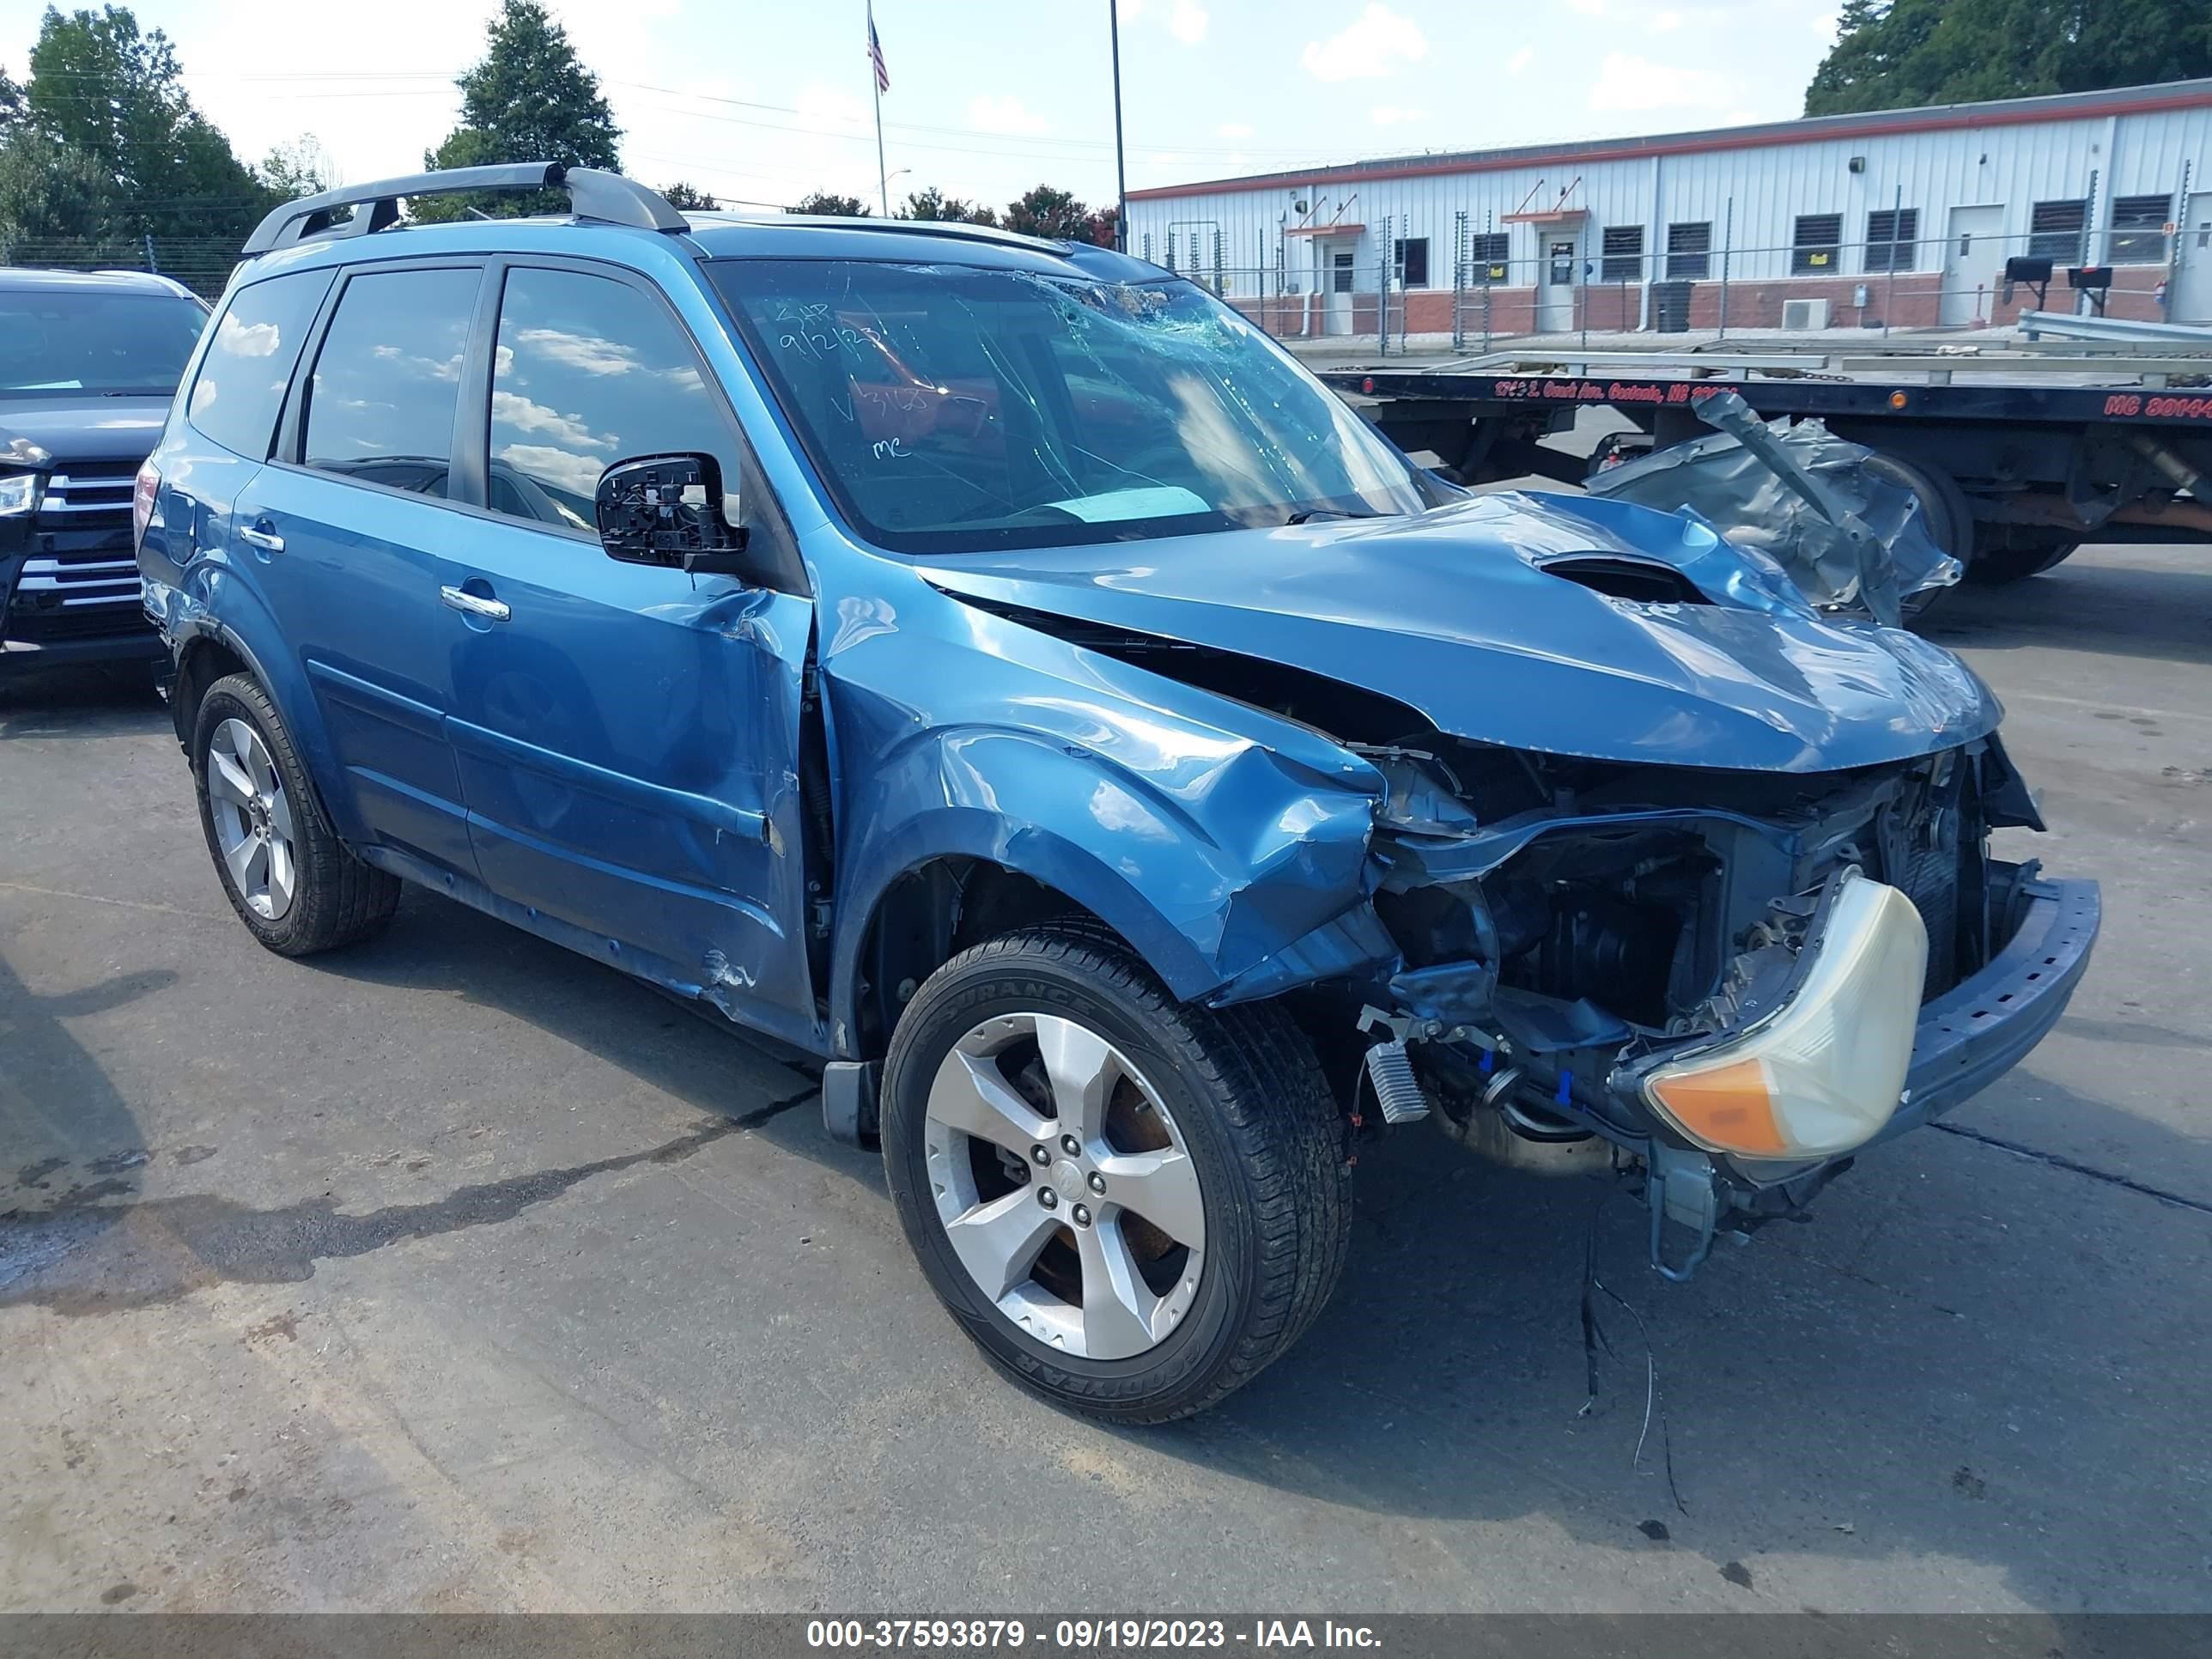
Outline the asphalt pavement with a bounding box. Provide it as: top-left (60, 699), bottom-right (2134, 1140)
top-left (3, 542), bottom-right (2209, 1613)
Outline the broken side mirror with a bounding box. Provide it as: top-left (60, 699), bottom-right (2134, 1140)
top-left (595, 453), bottom-right (750, 578)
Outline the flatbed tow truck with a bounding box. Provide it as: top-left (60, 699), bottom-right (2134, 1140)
top-left (1323, 339), bottom-right (2212, 583)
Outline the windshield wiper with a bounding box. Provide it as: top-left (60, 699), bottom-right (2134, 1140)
top-left (1285, 507), bottom-right (1382, 525)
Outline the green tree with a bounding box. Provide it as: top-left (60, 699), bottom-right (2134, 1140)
top-left (0, 125), bottom-right (125, 251)
top-left (258, 135), bottom-right (332, 199)
top-left (899, 185), bottom-right (995, 225)
top-left (20, 6), bottom-right (273, 240)
top-left (1084, 204), bottom-right (1120, 250)
top-left (659, 180), bottom-right (717, 210)
top-left (789, 191), bottom-right (870, 216)
top-left (1002, 184), bottom-right (1091, 240)
top-left (1807, 0), bottom-right (2212, 115)
top-left (1, 65), bottom-right (24, 135)
top-left (417, 0), bottom-right (621, 221)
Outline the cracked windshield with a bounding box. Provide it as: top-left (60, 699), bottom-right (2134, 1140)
top-left (711, 259), bottom-right (1428, 552)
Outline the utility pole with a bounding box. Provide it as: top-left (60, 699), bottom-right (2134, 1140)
top-left (1110, 1), bottom-right (1129, 250)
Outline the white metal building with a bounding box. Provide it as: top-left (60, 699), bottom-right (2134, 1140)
top-left (1125, 80), bottom-right (2212, 335)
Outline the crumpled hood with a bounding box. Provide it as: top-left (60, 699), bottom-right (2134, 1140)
top-left (0, 397), bottom-right (170, 467)
top-left (924, 492), bottom-right (2001, 774)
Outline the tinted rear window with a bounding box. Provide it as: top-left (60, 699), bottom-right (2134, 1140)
top-left (0, 289), bottom-right (207, 397)
top-left (186, 270), bottom-right (333, 459)
top-left (302, 266), bottom-right (482, 497)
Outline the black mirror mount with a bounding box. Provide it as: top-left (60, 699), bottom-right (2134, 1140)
top-left (595, 453), bottom-right (751, 577)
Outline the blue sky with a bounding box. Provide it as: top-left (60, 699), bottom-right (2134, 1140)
top-left (2, 0), bottom-right (1845, 213)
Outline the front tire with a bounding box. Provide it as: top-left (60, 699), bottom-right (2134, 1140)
top-left (192, 673), bottom-right (399, 956)
top-left (881, 925), bottom-right (1351, 1423)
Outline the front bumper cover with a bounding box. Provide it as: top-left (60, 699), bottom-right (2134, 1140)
top-left (1878, 875), bottom-right (2100, 1145)
top-left (1644, 875), bottom-right (2100, 1275)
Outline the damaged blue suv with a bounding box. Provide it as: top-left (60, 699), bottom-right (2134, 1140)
top-left (138, 165), bottom-right (2099, 1422)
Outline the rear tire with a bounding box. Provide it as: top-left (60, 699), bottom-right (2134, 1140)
top-left (1864, 451), bottom-right (1970, 626)
top-left (192, 673), bottom-right (399, 956)
top-left (1966, 527), bottom-right (2081, 585)
top-left (881, 924), bottom-right (1351, 1424)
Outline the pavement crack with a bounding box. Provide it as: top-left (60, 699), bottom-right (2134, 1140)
top-left (0, 1092), bottom-right (818, 1316)
top-left (1930, 1120), bottom-right (2212, 1218)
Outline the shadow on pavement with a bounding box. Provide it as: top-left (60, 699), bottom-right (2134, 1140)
top-left (0, 665), bottom-right (170, 741)
top-left (1921, 552), bottom-right (2212, 670)
top-left (270, 890), bottom-right (2212, 1610)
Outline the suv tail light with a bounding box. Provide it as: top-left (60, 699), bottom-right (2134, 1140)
top-left (132, 458), bottom-right (161, 552)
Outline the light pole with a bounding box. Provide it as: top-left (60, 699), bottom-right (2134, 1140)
top-left (1109, 1), bottom-right (1128, 250)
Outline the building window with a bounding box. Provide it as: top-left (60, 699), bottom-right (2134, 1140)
top-left (1394, 237), bottom-right (1430, 287)
top-left (1792, 214), bottom-right (1843, 275)
top-left (1863, 208), bottom-right (1919, 272)
top-left (2028, 199), bottom-right (2088, 264)
top-left (1598, 226), bottom-right (1644, 283)
top-left (1467, 232), bottom-right (1510, 283)
top-left (2109, 193), bottom-right (2171, 264)
top-left (1665, 221), bottom-right (1711, 280)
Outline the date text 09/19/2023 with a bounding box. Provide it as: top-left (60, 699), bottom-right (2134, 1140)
top-left (804, 1619), bottom-right (1382, 1650)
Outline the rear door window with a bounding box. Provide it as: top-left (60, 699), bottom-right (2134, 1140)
top-left (484, 266), bottom-right (726, 533)
top-left (186, 271), bottom-right (331, 459)
top-left (301, 266), bottom-right (482, 498)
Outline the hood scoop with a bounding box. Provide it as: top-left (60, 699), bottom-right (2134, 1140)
top-left (1538, 555), bottom-right (1712, 605)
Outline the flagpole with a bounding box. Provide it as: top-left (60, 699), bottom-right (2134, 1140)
top-left (870, 3), bottom-right (890, 216)
top-left (1109, 0), bottom-right (1127, 251)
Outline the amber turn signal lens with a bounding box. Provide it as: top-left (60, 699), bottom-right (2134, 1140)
top-left (1641, 871), bottom-right (1928, 1162)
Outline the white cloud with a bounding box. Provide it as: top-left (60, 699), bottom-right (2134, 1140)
top-left (1370, 106), bottom-right (1426, 126)
top-left (496, 443), bottom-right (605, 498)
top-left (1506, 45), bottom-right (1535, 76)
top-left (1302, 4), bottom-right (1427, 82)
top-left (1588, 52), bottom-right (1738, 112)
top-left (1647, 9), bottom-right (1683, 29)
top-left (1122, 0), bottom-right (1208, 44)
top-left (490, 391), bottom-right (611, 453)
top-left (968, 94), bottom-right (1051, 137)
top-left (1565, 0), bottom-right (1609, 13)
top-left (215, 313), bottom-right (281, 359)
top-left (508, 326), bottom-right (640, 378)
top-left (1218, 122), bottom-right (1254, 139)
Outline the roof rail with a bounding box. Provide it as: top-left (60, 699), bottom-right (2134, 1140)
top-left (241, 163), bottom-right (688, 255)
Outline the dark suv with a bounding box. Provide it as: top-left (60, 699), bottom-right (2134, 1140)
top-left (1, 268), bottom-right (208, 676)
top-left (137, 165), bottom-right (2097, 1423)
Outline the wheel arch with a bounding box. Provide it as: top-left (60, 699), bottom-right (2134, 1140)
top-left (832, 820), bottom-right (1218, 1064)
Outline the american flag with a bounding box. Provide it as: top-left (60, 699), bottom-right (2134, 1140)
top-left (867, 8), bottom-right (889, 94)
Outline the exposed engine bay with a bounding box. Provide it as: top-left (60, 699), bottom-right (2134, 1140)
top-left (989, 605), bottom-right (2057, 1273)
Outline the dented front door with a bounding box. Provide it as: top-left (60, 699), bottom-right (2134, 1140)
top-left (441, 260), bottom-right (821, 1048)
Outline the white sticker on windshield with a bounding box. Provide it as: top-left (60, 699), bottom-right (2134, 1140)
top-left (1045, 485), bottom-right (1213, 523)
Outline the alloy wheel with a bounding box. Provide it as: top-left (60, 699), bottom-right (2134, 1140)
top-left (206, 717), bottom-right (298, 921)
top-left (922, 1012), bottom-right (1206, 1360)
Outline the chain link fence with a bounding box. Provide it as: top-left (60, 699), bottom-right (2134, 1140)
top-left (1194, 222), bottom-right (2192, 356)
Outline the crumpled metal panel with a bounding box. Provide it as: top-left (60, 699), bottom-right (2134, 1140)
top-left (919, 489), bottom-right (2000, 775)
top-left (819, 562), bottom-right (1389, 1049)
top-left (1583, 391), bottom-right (1962, 626)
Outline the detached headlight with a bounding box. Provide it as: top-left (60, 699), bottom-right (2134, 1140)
top-left (0, 471), bottom-right (40, 518)
top-left (1642, 869), bottom-right (1927, 1161)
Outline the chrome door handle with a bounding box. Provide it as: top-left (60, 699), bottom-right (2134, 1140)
top-left (237, 524), bottom-right (283, 553)
top-left (440, 585), bottom-right (510, 623)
